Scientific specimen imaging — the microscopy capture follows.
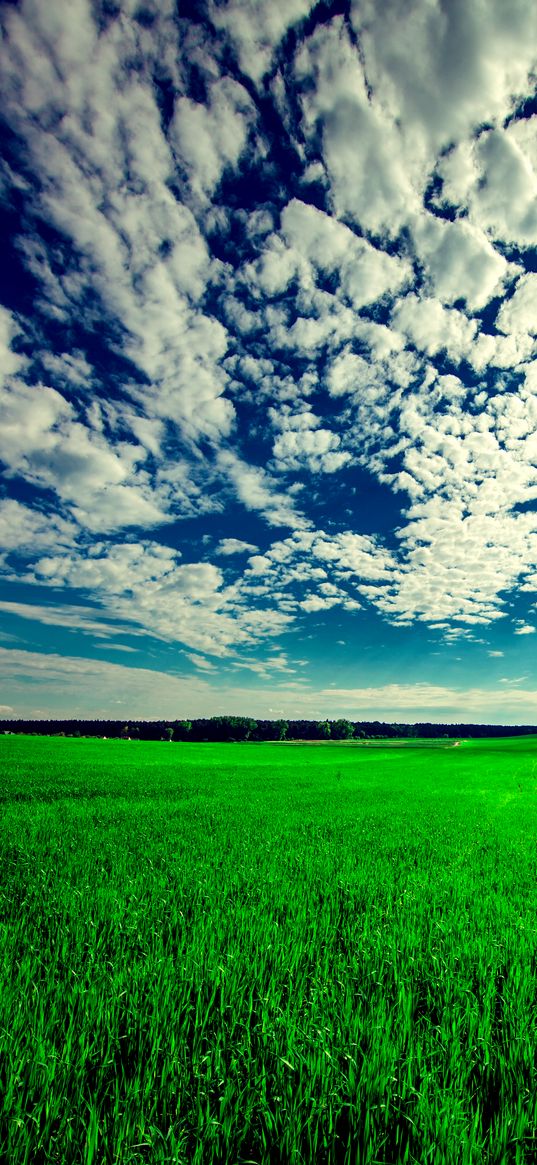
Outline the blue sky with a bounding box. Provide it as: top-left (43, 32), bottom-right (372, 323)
top-left (2, 0), bottom-right (537, 723)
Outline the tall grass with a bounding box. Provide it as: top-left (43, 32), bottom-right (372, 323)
top-left (1, 735), bottom-right (537, 1163)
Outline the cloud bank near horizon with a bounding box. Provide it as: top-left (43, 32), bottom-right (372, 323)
top-left (3, 647), bottom-right (537, 725)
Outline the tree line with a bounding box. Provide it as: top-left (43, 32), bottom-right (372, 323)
top-left (1, 717), bottom-right (536, 741)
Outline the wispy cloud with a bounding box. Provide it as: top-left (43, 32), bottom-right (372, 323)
top-left (185, 653), bottom-right (217, 672)
top-left (0, 600), bottom-right (146, 640)
top-left (3, 648), bottom-right (537, 725)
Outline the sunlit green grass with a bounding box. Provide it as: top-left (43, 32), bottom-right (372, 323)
top-left (2, 734), bottom-right (537, 1163)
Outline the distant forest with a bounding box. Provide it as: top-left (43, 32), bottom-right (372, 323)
top-left (1, 717), bottom-right (536, 741)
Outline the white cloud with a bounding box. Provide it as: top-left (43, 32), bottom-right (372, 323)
top-left (269, 289), bottom-right (358, 354)
top-left (326, 350), bottom-right (382, 398)
top-left (243, 237), bottom-right (302, 298)
top-left (392, 295), bottom-right (477, 362)
top-left (70, 485), bottom-right (170, 534)
top-left (514, 624), bottom-right (536, 635)
top-left (299, 593), bottom-right (341, 612)
top-left (246, 555), bottom-right (272, 577)
top-left (391, 293), bottom-right (534, 372)
top-left (218, 449), bottom-right (311, 529)
top-left (496, 274), bottom-right (537, 336)
top-left (296, 18), bottom-right (417, 236)
top-left (0, 379), bottom-right (73, 464)
top-left (239, 528), bottom-right (396, 626)
top-left (308, 530), bottom-right (395, 581)
top-left (25, 539), bottom-right (299, 660)
top-left (272, 427), bottom-right (351, 474)
top-left (412, 214), bottom-right (511, 310)
top-left (350, 0), bottom-right (537, 154)
top-left (0, 499), bottom-right (78, 555)
top-left (171, 77), bottom-right (255, 202)
top-left (0, 307), bottom-right (26, 382)
top-left (215, 538), bottom-right (259, 556)
top-left (126, 415), bottom-right (166, 459)
top-left (0, 378), bottom-right (171, 531)
top-left (269, 407), bottom-right (321, 432)
top-left (0, 4), bottom-right (236, 449)
top-left (210, 0), bottom-right (316, 83)
top-left (364, 501), bottom-right (537, 626)
top-left (40, 351), bottom-right (92, 391)
top-left (438, 125), bottom-right (537, 248)
top-left (34, 543), bottom-right (206, 596)
top-left (281, 198), bottom-right (411, 308)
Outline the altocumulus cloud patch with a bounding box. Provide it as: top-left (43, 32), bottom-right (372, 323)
top-left (1, 0), bottom-right (537, 720)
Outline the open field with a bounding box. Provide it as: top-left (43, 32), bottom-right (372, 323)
top-left (2, 734), bottom-right (537, 1164)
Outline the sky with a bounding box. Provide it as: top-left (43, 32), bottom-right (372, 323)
top-left (2, 0), bottom-right (537, 724)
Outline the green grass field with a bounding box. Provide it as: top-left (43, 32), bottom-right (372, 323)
top-left (2, 734), bottom-right (537, 1164)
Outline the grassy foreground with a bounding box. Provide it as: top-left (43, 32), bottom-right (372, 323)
top-left (1, 735), bottom-right (537, 1164)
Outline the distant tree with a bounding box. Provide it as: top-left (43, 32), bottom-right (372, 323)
top-left (196, 716), bottom-right (257, 742)
top-left (164, 727), bottom-right (174, 742)
top-left (227, 716), bottom-right (257, 741)
top-left (317, 720), bottom-right (331, 739)
top-left (174, 720), bottom-right (192, 741)
top-left (275, 719), bottom-right (288, 741)
top-left (251, 719), bottom-right (287, 741)
top-left (331, 719), bottom-right (354, 740)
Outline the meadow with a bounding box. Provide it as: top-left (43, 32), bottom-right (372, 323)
top-left (1, 734), bottom-right (537, 1164)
